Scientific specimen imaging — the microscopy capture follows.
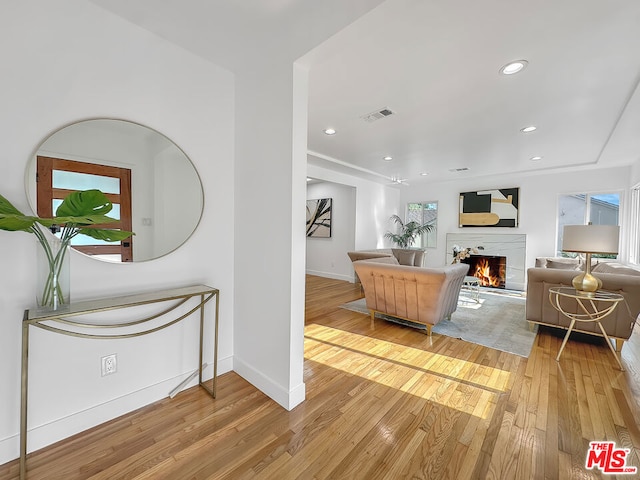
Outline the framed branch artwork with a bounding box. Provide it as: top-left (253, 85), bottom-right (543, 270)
top-left (459, 188), bottom-right (519, 227)
top-left (306, 198), bottom-right (332, 237)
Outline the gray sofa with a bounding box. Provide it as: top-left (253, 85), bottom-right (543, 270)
top-left (526, 258), bottom-right (640, 352)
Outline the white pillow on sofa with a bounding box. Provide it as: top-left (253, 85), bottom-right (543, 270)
top-left (546, 259), bottom-right (581, 270)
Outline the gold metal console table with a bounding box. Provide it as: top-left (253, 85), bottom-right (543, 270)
top-left (20, 284), bottom-right (219, 480)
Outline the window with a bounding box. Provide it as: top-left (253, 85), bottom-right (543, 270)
top-left (557, 192), bottom-right (620, 258)
top-left (406, 202), bottom-right (438, 248)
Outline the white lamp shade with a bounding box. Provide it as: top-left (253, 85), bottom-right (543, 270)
top-left (562, 225), bottom-right (620, 254)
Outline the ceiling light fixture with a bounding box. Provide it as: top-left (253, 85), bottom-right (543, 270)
top-left (520, 125), bottom-right (537, 133)
top-left (500, 60), bottom-right (528, 75)
top-left (323, 128), bottom-right (336, 135)
top-left (530, 156), bottom-right (543, 161)
top-left (420, 172), bottom-right (429, 176)
top-left (383, 156), bottom-right (393, 161)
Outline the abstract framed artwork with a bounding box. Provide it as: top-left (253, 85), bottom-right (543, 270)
top-left (459, 188), bottom-right (519, 227)
top-left (306, 198), bottom-right (332, 237)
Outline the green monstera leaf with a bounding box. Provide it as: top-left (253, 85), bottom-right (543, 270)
top-left (0, 194), bottom-right (38, 232)
top-left (0, 189), bottom-right (135, 308)
top-left (79, 228), bottom-right (134, 242)
top-left (55, 189), bottom-right (114, 219)
top-left (0, 193), bottom-right (25, 215)
top-left (0, 213), bottom-right (38, 232)
top-left (0, 189), bottom-right (133, 240)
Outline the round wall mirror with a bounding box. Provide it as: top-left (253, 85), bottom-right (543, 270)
top-left (26, 119), bottom-right (204, 262)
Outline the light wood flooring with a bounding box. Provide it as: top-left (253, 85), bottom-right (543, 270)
top-left (2, 275), bottom-right (640, 479)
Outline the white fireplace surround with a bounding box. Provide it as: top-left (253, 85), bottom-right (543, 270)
top-left (446, 233), bottom-right (526, 291)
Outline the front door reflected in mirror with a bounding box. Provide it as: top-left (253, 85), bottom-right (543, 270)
top-left (27, 119), bottom-right (204, 262)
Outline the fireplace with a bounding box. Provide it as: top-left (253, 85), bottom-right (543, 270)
top-left (461, 255), bottom-right (507, 289)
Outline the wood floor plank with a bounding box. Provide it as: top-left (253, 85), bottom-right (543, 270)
top-left (2, 275), bottom-right (639, 480)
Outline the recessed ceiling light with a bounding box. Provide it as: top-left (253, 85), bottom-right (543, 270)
top-left (520, 125), bottom-right (537, 133)
top-left (530, 156), bottom-right (543, 161)
top-left (420, 172), bottom-right (429, 176)
top-left (383, 156), bottom-right (393, 161)
top-left (500, 60), bottom-right (528, 75)
top-left (323, 128), bottom-right (336, 135)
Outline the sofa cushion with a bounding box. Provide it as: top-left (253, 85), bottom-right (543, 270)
top-left (347, 251), bottom-right (393, 262)
top-left (359, 256), bottom-right (399, 265)
top-left (394, 250), bottom-right (416, 266)
top-left (592, 262), bottom-right (640, 276)
top-left (546, 259), bottom-right (581, 270)
top-left (412, 250), bottom-right (425, 267)
top-left (392, 248), bottom-right (426, 267)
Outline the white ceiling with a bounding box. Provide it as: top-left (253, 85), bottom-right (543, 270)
top-left (89, 0), bottom-right (640, 185)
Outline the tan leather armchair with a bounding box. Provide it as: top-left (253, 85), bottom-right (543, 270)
top-left (353, 261), bottom-right (469, 335)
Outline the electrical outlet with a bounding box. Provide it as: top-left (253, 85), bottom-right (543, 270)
top-left (101, 354), bottom-right (117, 376)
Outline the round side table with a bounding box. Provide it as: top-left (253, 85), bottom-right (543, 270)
top-left (548, 286), bottom-right (625, 370)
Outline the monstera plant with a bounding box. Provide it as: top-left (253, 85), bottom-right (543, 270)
top-left (0, 189), bottom-right (134, 307)
top-left (384, 214), bottom-right (433, 248)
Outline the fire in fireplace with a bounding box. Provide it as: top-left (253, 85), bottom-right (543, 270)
top-left (461, 255), bottom-right (507, 289)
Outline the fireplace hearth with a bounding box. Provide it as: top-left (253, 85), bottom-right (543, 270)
top-left (461, 255), bottom-right (507, 289)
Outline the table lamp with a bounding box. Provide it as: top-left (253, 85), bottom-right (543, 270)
top-left (562, 224), bottom-right (620, 296)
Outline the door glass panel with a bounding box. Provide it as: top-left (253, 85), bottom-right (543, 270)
top-left (69, 236), bottom-right (120, 247)
top-left (53, 200), bottom-right (121, 220)
top-left (52, 170), bottom-right (120, 194)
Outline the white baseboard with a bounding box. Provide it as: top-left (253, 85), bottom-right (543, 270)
top-left (233, 357), bottom-right (305, 411)
top-left (0, 355), bottom-right (233, 466)
top-left (305, 268), bottom-right (354, 283)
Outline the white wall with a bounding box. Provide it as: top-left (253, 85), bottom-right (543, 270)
top-left (0, 1), bottom-right (234, 463)
top-left (306, 182), bottom-right (356, 281)
top-left (232, 61), bottom-right (308, 410)
top-left (398, 165), bottom-right (632, 269)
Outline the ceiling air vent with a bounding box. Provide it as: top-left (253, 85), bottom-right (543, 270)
top-left (449, 167), bottom-right (470, 172)
top-left (361, 107), bottom-right (395, 123)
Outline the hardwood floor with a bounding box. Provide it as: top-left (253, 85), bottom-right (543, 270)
top-left (2, 275), bottom-right (639, 479)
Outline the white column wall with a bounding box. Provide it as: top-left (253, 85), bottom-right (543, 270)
top-left (232, 62), bottom-right (307, 410)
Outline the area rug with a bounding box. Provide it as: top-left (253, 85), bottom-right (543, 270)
top-left (340, 290), bottom-right (537, 357)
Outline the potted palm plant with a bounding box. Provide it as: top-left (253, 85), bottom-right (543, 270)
top-left (0, 189), bottom-right (134, 308)
top-left (384, 214), bottom-right (433, 248)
